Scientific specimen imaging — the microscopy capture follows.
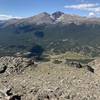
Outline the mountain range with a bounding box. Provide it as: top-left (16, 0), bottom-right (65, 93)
top-left (0, 11), bottom-right (100, 57)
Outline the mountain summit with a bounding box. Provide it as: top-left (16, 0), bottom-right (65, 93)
top-left (52, 11), bottom-right (64, 20)
top-left (1, 12), bottom-right (100, 26)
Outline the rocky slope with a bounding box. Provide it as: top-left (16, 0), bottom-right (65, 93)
top-left (0, 56), bottom-right (100, 100)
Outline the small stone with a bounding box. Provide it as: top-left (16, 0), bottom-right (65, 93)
top-left (65, 95), bottom-right (70, 99)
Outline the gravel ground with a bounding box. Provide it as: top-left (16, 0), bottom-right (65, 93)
top-left (0, 57), bottom-right (100, 100)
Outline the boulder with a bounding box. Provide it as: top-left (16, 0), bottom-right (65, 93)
top-left (0, 64), bottom-right (7, 74)
top-left (69, 62), bottom-right (83, 68)
top-left (0, 87), bottom-right (21, 100)
top-left (86, 65), bottom-right (94, 73)
top-left (88, 58), bottom-right (100, 75)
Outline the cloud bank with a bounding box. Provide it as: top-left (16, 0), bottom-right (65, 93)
top-left (64, 3), bottom-right (100, 17)
top-left (0, 14), bottom-right (22, 20)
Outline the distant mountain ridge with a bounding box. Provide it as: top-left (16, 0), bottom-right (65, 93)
top-left (0, 11), bottom-right (100, 57)
top-left (1, 11), bottom-right (100, 27)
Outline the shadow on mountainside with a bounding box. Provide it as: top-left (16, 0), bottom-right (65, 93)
top-left (34, 31), bottom-right (44, 38)
top-left (28, 44), bottom-right (44, 60)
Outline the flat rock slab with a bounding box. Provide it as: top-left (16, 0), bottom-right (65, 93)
top-left (89, 58), bottom-right (100, 76)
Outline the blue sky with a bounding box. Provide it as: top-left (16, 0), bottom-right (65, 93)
top-left (0, 0), bottom-right (100, 19)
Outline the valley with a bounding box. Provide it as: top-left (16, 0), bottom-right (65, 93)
top-left (0, 12), bottom-right (100, 57)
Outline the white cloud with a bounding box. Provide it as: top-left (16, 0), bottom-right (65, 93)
top-left (0, 14), bottom-right (22, 20)
top-left (64, 3), bottom-right (100, 17)
top-left (88, 12), bottom-right (96, 17)
top-left (64, 3), bottom-right (98, 11)
top-left (65, 3), bottom-right (93, 9)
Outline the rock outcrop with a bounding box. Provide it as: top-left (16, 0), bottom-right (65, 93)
top-left (88, 58), bottom-right (100, 75)
top-left (0, 87), bottom-right (21, 100)
top-left (0, 56), bottom-right (34, 75)
top-left (0, 64), bottom-right (7, 74)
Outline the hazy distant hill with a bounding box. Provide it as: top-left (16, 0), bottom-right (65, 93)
top-left (0, 11), bottom-right (100, 57)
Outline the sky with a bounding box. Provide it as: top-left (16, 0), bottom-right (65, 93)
top-left (0, 0), bottom-right (100, 20)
